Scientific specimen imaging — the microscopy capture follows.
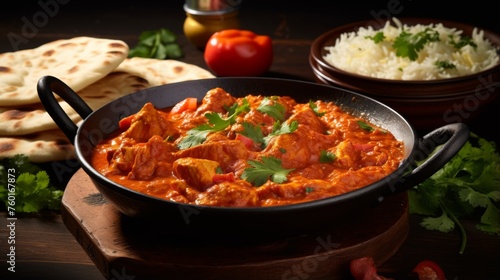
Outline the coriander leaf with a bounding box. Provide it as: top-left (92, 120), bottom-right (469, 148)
top-left (241, 122), bottom-right (266, 147)
top-left (393, 28), bottom-right (440, 61)
top-left (459, 187), bottom-right (489, 208)
top-left (258, 97), bottom-right (285, 122)
top-left (435, 60), bottom-right (456, 69)
top-left (449, 34), bottom-right (477, 49)
top-left (177, 113), bottom-right (230, 150)
top-left (263, 120), bottom-right (299, 146)
top-left (241, 156), bottom-right (294, 187)
top-left (177, 107), bottom-right (246, 149)
top-left (410, 132), bottom-right (500, 253)
top-left (309, 101), bottom-right (325, 117)
top-left (420, 209), bottom-right (455, 233)
top-left (159, 28), bottom-right (176, 44)
top-left (320, 150), bottom-right (336, 163)
top-left (365, 31), bottom-right (385, 43)
top-left (488, 191), bottom-right (500, 202)
top-left (225, 99), bottom-right (250, 118)
top-left (129, 28), bottom-right (183, 59)
top-left (3, 171), bottom-right (62, 213)
top-left (357, 120), bottom-right (374, 132)
top-left (480, 200), bottom-right (500, 230)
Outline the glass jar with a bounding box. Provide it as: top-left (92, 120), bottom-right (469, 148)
top-left (183, 1), bottom-right (240, 49)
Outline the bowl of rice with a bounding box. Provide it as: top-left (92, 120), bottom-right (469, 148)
top-left (310, 17), bottom-right (500, 131)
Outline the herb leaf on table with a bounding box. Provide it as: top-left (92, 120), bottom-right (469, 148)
top-left (128, 28), bottom-right (183, 59)
top-left (409, 133), bottom-right (500, 254)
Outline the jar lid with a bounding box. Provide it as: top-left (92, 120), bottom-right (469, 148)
top-left (184, 0), bottom-right (241, 15)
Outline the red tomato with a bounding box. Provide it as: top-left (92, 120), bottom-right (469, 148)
top-left (350, 257), bottom-right (391, 280)
top-left (235, 134), bottom-right (261, 151)
top-left (213, 172), bottom-right (235, 183)
top-left (204, 29), bottom-right (273, 77)
top-left (170, 97), bottom-right (197, 115)
top-left (118, 114), bottom-right (135, 131)
top-left (413, 260), bottom-right (446, 280)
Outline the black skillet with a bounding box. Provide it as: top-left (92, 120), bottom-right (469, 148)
top-left (37, 75), bottom-right (469, 240)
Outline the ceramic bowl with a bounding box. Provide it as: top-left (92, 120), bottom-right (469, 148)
top-left (310, 18), bottom-right (500, 131)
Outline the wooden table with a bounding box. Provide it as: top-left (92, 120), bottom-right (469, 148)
top-left (1, 1), bottom-right (499, 279)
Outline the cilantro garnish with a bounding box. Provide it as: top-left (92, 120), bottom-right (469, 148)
top-left (409, 133), bottom-right (500, 254)
top-left (0, 154), bottom-right (63, 213)
top-left (178, 101), bottom-right (249, 149)
top-left (263, 120), bottom-right (299, 146)
top-left (320, 150), bottom-right (336, 163)
top-left (435, 60), bottom-right (456, 70)
top-left (393, 28), bottom-right (440, 61)
top-left (241, 122), bottom-right (266, 148)
top-left (365, 31), bottom-right (386, 43)
top-left (129, 28), bottom-right (183, 59)
top-left (241, 120), bottom-right (298, 148)
top-left (241, 156), bottom-right (295, 187)
top-left (225, 98), bottom-right (250, 116)
top-left (309, 101), bottom-right (325, 117)
top-left (449, 34), bottom-right (477, 49)
top-left (258, 97), bottom-right (286, 122)
top-left (177, 112), bottom-right (232, 149)
top-left (357, 120), bottom-right (374, 132)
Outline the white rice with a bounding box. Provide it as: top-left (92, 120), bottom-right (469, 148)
top-left (323, 18), bottom-right (499, 80)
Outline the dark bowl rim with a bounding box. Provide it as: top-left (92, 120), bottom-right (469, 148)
top-left (309, 54), bottom-right (482, 99)
top-left (310, 17), bottom-right (500, 85)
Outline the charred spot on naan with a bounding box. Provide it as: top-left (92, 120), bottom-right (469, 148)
top-left (0, 142), bottom-right (15, 153)
top-left (0, 66), bottom-right (11, 73)
top-left (43, 49), bottom-right (55, 56)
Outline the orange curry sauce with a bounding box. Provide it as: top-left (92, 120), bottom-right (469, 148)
top-left (91, 88), bottom-right (404, 207)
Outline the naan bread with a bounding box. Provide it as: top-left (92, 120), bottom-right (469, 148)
top-left (0, 36), bottom-right (129, 106)
top-left (0, 72), bottom-right (150, 135)
top-left (0, 129), bottom-right (75, 163)
top-left (0, 39), bottom-right (216, 163)
top-left (113, 57), bottom-right (214, 86)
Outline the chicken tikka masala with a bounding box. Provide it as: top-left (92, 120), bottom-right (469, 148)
top-left (91, 87), bottom-right (404, 207)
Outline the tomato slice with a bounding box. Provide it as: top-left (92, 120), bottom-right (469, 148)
top-left (413, 260), bottom-right (446, 280)
top-left (170, 97), bottom-right (197, 115)
top-left (235, 134), bottom-right (256, 149)
top-left (350, 257), bottom-right (375, 280)
top-left (118, 114), bottom-right (135, 131)
top-left (350, 257), bottom-right (392, 280)
top-left (213, 172), bottom-right (235, 183)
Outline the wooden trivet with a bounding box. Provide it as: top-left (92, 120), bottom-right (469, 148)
top-left (61, 168), bottom-right (409, 280)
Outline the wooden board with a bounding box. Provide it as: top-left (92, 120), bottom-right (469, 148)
top-left (61, 168), bottom-right (410, 280)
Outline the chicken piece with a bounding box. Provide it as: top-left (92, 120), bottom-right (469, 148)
top-left (174, 140), bottom-right (249, 172)
top-left (128, 135), bottom-right (177, 180)
top-left (288, 105), bottom-right (325, 133)
top-left (262, 125), bottom-right (335, 169)
top-left (123, 102), bottom-right (176, 141)
top-left (173, 157), bottom-right (220, 191)
top-left (196, 182), bottom-right (258, 206)
top-left (107, 143), bottom-right (138, 175)
top-left (195, 87), bottom-right (236, 116)
top-left (332, 140), bottom-right (361, 169)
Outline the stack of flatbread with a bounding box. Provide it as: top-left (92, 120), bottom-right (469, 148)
top-left (0, 36), bottom-right (214, 163)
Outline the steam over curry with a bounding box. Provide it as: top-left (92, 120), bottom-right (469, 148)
top-left (91, 88), bottom-right (404, 207)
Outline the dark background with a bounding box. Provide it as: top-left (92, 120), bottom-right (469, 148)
top-left (1, 0), bottom-right (498, 52)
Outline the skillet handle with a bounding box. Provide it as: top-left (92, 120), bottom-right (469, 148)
top-left (388, 123), bottom-right (469, 195)
top-left (37, 75), bottom-right (93, 145)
